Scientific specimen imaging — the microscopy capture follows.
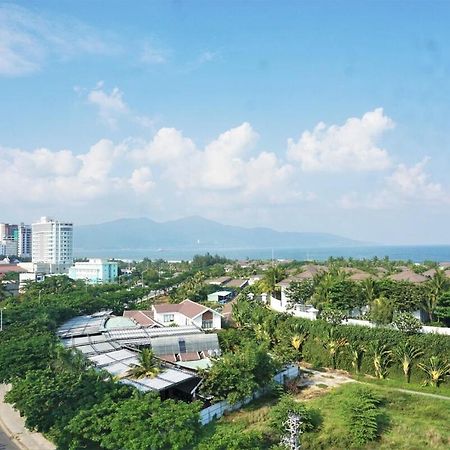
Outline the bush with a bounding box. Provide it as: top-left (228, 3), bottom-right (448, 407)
top-left (341, 386), bottom-right (383, 446)
top-left (392, 312), bottom-right (422, 335)
top-left (269, 395), bottom-right (316, 436)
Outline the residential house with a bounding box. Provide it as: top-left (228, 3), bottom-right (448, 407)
top-left (152, 299), bottom-right (222, 330)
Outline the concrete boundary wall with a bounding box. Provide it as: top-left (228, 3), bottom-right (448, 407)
top-left (199, 365), bottom-right (299, 425)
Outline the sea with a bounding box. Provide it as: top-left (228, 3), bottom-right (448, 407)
top-left (74, 245), bottom-right (450, 263)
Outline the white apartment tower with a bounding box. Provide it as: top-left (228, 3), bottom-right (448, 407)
top-left (32, 217), bottom-right (74, 273)
top-left (18, 223), bottom-right (32, 258)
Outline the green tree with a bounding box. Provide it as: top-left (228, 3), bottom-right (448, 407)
top-left (126, 349), bottom-right (160, 379)
top-left (200, 344), bottom-right (277, 404)
top-left (424, 269), bottom-right (448, 322)
top-left (370, 296), bottom-right (394, 325)
top-left (261, 266), bottom-right (286, 295)
top-left (68, 391), bottom-right (201, 450)
top-left (322, 328), bottom-right (348, 370)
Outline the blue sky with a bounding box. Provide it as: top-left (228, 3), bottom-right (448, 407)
top-left (1, 1), bottom-right (450, 244)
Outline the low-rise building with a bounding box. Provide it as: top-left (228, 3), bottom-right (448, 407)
top-left (152, 299), bottom-right (222, 330)
top-left (207, 290), bottom-right (233, 304)
top-left (68, 258), bottom-right (119, 284)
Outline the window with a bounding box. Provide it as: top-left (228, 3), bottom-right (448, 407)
top-left (178, 339), bottom-right (186, 353)
top-left (163, 314), bottom-right (174, 323)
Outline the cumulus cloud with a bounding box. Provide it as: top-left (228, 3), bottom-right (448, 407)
top-left (339, 158), bottom-right (449, 209)
top-left (0, 122), bottom-right (312, 221)
top-left (83, 82), bottom-right (154, 129)
top-left (0, 4), bottom-right (113, 76)
top-left (287, 108), bottom-right (394, 172)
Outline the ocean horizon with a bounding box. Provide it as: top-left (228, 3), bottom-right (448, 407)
top-left (74, 244), bottom-right (450, 263)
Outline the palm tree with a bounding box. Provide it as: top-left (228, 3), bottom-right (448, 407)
top-left (424, 269), bottom-right (448, 322)
top-left (348, 342), bottom-right (366, 374)
top-left (417, 356), bottom-right (450, 388)
top-left (361, 278), bottom-right (376, 304)
top-left (370, 340), bottom-right (392, 379)
top-left (393, 341), bottom-right (423, 383)
top-left (291, 332), bottom-right (308, 365)
top-left (126, 349), bottom-right (160, 379)
top-left (322, 328), bottom-right (348, 370)
top-left (261, 266), bottom-right (286, 296)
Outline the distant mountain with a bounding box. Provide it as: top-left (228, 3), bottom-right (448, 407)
top-left (74, 216), bottom-right (363, 253)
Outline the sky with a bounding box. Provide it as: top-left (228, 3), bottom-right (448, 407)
top-left (1, 0), bottom-right (450, 245)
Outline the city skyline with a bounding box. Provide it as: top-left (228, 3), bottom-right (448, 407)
top-left (1, 1), bottom-right (450, 244)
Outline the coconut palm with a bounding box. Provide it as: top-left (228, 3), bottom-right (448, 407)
top-left (417, 356), bottom-right (450, 388)
top-left (424, 269), bottom-right (448, 322)
top-left (322, 328), bottom-right (348, 370)
top-left (370, 340), bottom-right (392, 379)
top-left (361, 278), bottom-right (376, 304)
top-left (393, 341), bottom-right (423, 383)
top-left (126, 349), bottom-right (160, 379)
top-left (348, 342), bottom-right (366, 374)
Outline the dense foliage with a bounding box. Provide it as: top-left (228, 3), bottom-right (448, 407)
top-left (230, 299), bottom-right (450, 386)
top-left (0, 276), bottom-right (201, 450)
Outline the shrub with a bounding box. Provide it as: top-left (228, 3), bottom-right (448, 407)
top-left (269, 395), bottom-right (316, 436)
top-left (392, 312), bottom-right (422, 335)
top-left (341, 386), bottom-right (383, 446)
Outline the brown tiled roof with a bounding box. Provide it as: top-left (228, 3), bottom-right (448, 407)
top-left (423, 268), bottom-right (437, 278)
top-left (180, 352), bottom-right (200, 361)
top-left (153, 303), bottom-right (181, 314)
top-left (0, 265), bottom-right (27, 274)
top-left (153, 299), bottom-right (217, 319)
top-left (158, 354), bottom-right (177, 363)
top-left (224, 279), bottom-right (248, 288)
top-left (178, 299), bottom-right (209, 319)
top-left (389, 271), bottom-right (428, 284)
top-left (123, 310), bottom-right (161, 327)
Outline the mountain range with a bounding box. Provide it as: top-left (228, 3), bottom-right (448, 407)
top-left (74, 216), bottom-right (362, 252)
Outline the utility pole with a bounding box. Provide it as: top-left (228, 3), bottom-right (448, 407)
top-left (0, 308), bottom-right (3, 332)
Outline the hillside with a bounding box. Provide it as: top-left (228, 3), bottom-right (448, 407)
top-left (74, 216), bottom-right (361, 252)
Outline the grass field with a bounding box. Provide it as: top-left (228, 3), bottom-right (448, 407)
top-left (202, 382), bottom-right (450, 449)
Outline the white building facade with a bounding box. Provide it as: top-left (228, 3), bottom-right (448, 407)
top-left (32, 217), bottom-right (73, 274)
top-left (68, 259), bottom-right (119, 284)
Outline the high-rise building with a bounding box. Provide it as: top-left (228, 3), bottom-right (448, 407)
top-left (18, 223), bottom-right (32, 258)
top-left (32, 217), bottom-right (74, 274)
top-left (0, 223), bottom-right (19, 256)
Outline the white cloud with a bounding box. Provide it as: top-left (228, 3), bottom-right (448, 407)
top-left (339, 158), bottom-right (449, 209)
top-left (387, 159), bottom-right (444, 201)
top-left (0, 4), bottom-right (112, 76)
top-left (129, 167), bottom-right (154, 194)
top-left (84, 82), bottom-right (154, 129)
top-left (140, 42), bottom-right (168, 64)
top-left (287, 108), bottom-right (394, 172)
top-left (0, 123), bottom-right (313, 220)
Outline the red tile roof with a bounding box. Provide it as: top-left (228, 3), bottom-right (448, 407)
top-left (152, 299), bottom-right (217, 319)
top-left (123, 310), bottom-right (161, 327)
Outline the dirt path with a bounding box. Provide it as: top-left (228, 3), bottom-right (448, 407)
top-left (298, 367), bottom-right (450, 402)
top-left (0, 385), bottom-right (56, 450)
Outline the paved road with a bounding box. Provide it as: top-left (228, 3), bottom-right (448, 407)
top-left (0, 428), bottom-right (19, 450)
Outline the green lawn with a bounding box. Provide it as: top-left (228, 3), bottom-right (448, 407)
top-left (199, 383), bottom-right (450, 449)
